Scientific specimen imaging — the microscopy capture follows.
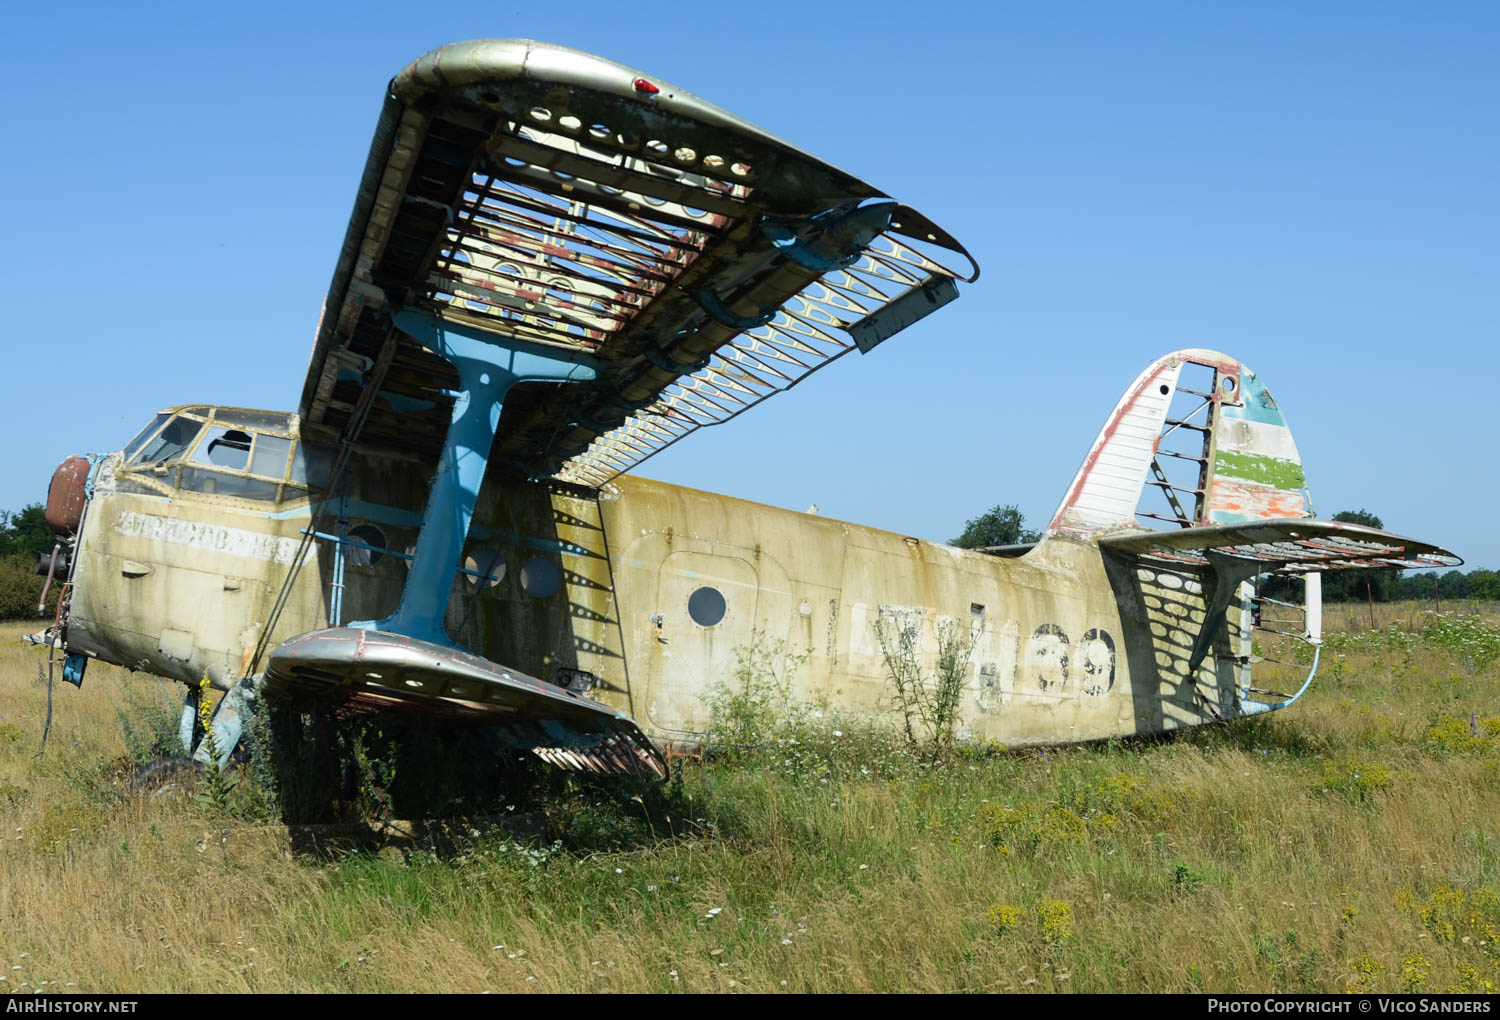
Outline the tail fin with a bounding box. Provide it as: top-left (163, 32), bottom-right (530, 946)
top-left (1047, 349), bottom-right (1312, 537)
top-left (1054, 351), bottom-right (1460, 717)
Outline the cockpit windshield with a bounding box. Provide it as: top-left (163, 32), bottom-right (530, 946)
top-left (134, 417), bottom-right (204, 466)
top-left (120, 407), bottom-right (314, 504)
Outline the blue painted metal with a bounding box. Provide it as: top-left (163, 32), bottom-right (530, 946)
top-left (1242, 646), bottom-right (1321, 716)
top-left (192, 676), bottom-right (261, 771)
top-left (350, 309), bottom-right (598, 648)
top-left (179, 688), bottom-right (199, 754)
top-left (1218, 369), bottom-right (1289, 429)
top-left (82, 452), bottom-right (106, 501)
top-left (377, 391), bottom-right (438, 415)
top-left (329, 515), bottom-right (347, 627)
top-left (62, 652), bottom-right (87, 688)
top-left (761, 201), bottom-right (895, 272)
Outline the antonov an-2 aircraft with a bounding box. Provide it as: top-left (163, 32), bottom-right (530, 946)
top-left (31, 39), bottom-right (1459, 779)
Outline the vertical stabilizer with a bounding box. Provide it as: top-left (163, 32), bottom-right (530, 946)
top-left (1047, 350), bottom-right (1313, 538)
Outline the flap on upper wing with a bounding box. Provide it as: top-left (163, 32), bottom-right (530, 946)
top-left (1098, 519), bottom-right (1462, 574)
top-left (300, 39), bottom-right (978, 487)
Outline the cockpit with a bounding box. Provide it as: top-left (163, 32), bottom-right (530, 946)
top-left (117, 406), bottom-right (330, 503)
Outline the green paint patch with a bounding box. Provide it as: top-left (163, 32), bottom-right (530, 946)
top-left (1215, 450), bottom-right (1306, 490)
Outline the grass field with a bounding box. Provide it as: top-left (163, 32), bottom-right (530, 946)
top-left (2, 603), bottom-right (1498, 994)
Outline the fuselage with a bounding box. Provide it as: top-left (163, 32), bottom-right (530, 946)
top-left (60, 404), bottom-right (1248, 749)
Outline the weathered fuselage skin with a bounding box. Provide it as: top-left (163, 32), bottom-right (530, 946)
top-left (64, 413), bottom-right (1246, 749)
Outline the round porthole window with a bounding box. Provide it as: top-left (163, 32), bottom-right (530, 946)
top-left (520, 556), bottom-right (562, 598)
top-left (464, 547), bottom-right (506, 590)
top-left (687, 586), bottom-right (726, 627)
top-left (346, 524), bottom-right (386, 567)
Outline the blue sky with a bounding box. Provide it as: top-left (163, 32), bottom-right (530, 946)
top-left (5, 2), bottom-right (1496, 566)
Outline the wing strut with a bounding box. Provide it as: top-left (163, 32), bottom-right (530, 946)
top-left (347, 309), bottom-right (597, 644)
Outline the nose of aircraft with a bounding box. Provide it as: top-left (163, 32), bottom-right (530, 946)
top-left (45, 456), bottom-right (91, 537)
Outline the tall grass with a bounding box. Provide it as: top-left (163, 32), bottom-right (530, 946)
top-left (1, 604), bottom-right (1497, 993)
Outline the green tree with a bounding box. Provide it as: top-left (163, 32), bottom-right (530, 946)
top-left (0, 504), bottom-right (57, 561)
top-left (0, 504), bottom-right (61, 621)
top-left (1324, 509), bottom-right (1392, 603)
top-left (950, 504), bottom-right (1041, 549)
top-left (1467, 569), bottom-right (1500, 601)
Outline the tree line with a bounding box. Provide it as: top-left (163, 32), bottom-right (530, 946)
top-left (0, 504), bottom-right (60, 620)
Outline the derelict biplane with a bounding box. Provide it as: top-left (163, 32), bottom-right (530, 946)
top-left (31, 39), bottom-right (1460, 779)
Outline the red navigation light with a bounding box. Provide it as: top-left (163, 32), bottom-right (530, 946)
top-left (632, 78), bottom-right (660, 95)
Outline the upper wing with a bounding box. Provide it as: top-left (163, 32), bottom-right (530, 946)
top-left (1098, 519), bottom-right (1462, 573)
top-left (299, 39), bottom-right (977, 487)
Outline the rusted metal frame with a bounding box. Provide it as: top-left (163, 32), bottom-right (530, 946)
top-left (569, 413), bottom-right (694, 472)
top-left (698, 362), bottom-right (763, 397)
top-left (554, 271), bottom-right (871, 484)
top-left (503, 123), bottom-right (732, 204)
top-left (687, 367), bottom-right (759, 402)
top-left (431, 270), bottom-right (628, 341)
top-left (865, 234), bottom-right (967, 281)
top-left (504, 112), bottom-right (759, 197)
top-left (570, 417), bottom-right (669, 455)
top-left (578, 420), bottom-right (684, 462)
top-left (1147, 461), bottom-right (1195, 526)
top-left (1137, 511), bottom-right (1200, 528)
top-left (821, 267), bottom-right (901, 306)
top-left (491, 130), bottom-right (746, 219)
top-left (559, 342), bottom-right (865, 487)
top-left (423, 293), bottom-right (602, 351)
top-left (652, 384), bottom-right (735, 420)
top-left (1159, 413), bottom-right (1213, 442)
top-left (426, 303), bottom-right (594, 354)
top-left (785, 292), bottom-right (854, 331)
top-left (430, 268), bottom-right (629, 335)
top-left (718, 342), bottom-right (794, 382)
top-left (1157, 449), bottom-right (1209, 463)
top-left (768, 305), bottom-right (850, 351)
top-left (463, 190), bottom-right (694, 277)
top-left (578, 430), bottom-right (656, 462)
top-left (692, 349), bottom-right (780, 393)
top-left (468, 179), bottom-right (698, 260)
top-left (738, 332), bottom-right (816, 370)
top-left (623, 150), bottom-right (755, 197)
top-left (800, 280), bottom-right (877, 322)
top-left (855, 248), bottom-right (927, 287)
top-left (463, 193), bottom-right (692, 295)
top-left (1287, 540), bottom-right (1409, 563)
top-left (454, 195), bottom-right (663, 267)
top-left (459, 218), bottom-right (672, 293)
top-left (442, 232), bottom-right (658, 310)
top-left (675, 376), bottom-right (748, 410)
top-left (487, 157), bottom-right (729, 238)
top-left (448, 216), bottom-right (669, 322)
top-left (754, 323), bottom-right (825, 360)
top-left (537, 218), bottom-right (950, 487)
top-left (434, 254), bottom-right (633, 322)
top-left (427, 294), bottom-right (605, 355)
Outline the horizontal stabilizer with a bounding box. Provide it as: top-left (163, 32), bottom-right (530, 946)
top-left (265, 628), bottom-right (667, 779)
top-left (1099, 519), bottom-right (1462, 574)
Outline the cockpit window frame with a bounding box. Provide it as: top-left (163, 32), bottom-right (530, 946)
top-left (119, 406), bottom-right (312, 506)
